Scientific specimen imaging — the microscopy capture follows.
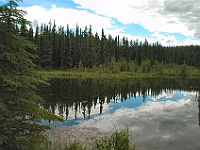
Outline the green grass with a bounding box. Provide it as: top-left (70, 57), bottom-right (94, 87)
top-left (37, 70), bottom-right (136, 79)
top-left (37, 71), bottom-right (161, 79)
top-left (95, 130), bottom-right (136, 150)
top-left (36, 67), bottom-right (200, 79)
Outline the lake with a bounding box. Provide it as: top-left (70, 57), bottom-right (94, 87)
top-left (39, 77), bottom-right (200, 150)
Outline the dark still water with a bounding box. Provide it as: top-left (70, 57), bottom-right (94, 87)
top-left (39, 78), bottom-right (200, 150)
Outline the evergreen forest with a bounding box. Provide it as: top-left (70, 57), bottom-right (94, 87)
top-left (29, 21), bottom-right (200, 71)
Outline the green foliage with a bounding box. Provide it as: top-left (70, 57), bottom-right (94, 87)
top-left (91, 64), bottom-right (99, 72)
top-left (66, 142), bottom-right (86, 150)
top-left (128, 61), bottom-right (139, 73)
top-left (153, 60), bottom-right (163, 73)
top-left (29, 16), bottom-right (200, 70)
top-left (198, 70), bottom-right (200, 79)
top-left (0, 1), bottom-right (62, 149)
top-left (139, 59), bottom-right (151, 73)
top-left (179, 64), bottom-right (188, 78)
top-left (41, 62), bottom-right (200, 79)
top-left (108, 57), bottom-right (120, 74)
top-left (77, 60), bottom-right (85, 72)
top-left (119, 57), bottom-right (129, 72)
top-left (40, 139), bottom-right (86, 150)
top-left (98, 64), bottom-right (111, 73)
top-left (95, 130), bottom-right (136, 150)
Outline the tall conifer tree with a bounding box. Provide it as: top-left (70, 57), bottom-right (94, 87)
top-left (0, 1), bottom-right (60, 149)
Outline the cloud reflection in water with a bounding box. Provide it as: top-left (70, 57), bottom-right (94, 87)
top-left (75, 91), bottom-right (200, 150)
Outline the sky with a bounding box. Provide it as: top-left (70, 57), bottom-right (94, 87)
top-left (1, 0), bottom-right (200, 46)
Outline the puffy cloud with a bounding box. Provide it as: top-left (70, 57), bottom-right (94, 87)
top-left (161, 0), bottom-right (200, 38)
top-left (20, 0), bottom-right (200, 45)
top-left (182, 38), bottom-right (200, 45)
top-left (22, 5), bottom-right (113, 32)
top-left (151, 32), bottom-right (177, 45)
top-left (73, 0), bottom-right (200, 38)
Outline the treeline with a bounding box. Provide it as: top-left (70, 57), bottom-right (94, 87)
top-left (22, 21), bottom-right (200, 69)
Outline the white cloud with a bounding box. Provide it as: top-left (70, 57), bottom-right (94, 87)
top-left (151, 32), bottom-right (177, 45)
top-left (73, 0), bottom-right (200, 44)
top-left (73, 0), bottom-right (191, 36)
top-left (21, 0), bottom-right (200, 46)
top-left (162, 0), bottom-right (200, 37)
top-left (182, 38), bottom-right (200, 46)
top-left (51, 4), bottom-right (56, 9)
top-left (22, 5), bottom-right (113, 32)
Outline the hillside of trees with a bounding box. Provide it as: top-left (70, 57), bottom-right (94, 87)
top-left (22, 21), bottom-right (200, 70)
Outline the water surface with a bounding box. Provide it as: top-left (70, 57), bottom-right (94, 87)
top-left (39, 78), bottom-right (200, 150)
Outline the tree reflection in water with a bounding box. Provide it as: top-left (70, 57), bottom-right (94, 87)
top-left (38, 78), bottom-right (200, 124)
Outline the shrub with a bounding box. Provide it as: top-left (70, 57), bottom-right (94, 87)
top-left (179, 64), bottom-right (188, 78)
top-left (95, 130), bottom-right (136, 150)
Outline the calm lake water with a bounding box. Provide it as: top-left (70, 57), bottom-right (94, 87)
top-left (39, 78), bottom-right (200, 150)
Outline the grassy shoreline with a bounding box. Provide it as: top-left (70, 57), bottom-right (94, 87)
top-left (38, 70), bottom-right (155, 79)
top-left (37, 69), bottom-right (200, 79)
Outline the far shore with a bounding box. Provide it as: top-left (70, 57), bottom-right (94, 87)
top-left (36, 69), bottom-right (200, 79)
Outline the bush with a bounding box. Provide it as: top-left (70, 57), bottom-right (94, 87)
top-left (179, 64), bottom-right (188, 78)
top-left (95, 130), bottom-right (136, 150)
top-left (140, 59), bottom-right (151, 73)
top-left (153, 60), bottom-right (163, 73)
top-left (108, 58), bottom-right (121, 74)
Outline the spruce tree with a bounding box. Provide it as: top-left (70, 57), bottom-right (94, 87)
top-left (0, 1), bottom-right (61, 149)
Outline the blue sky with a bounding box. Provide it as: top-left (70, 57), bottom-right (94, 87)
top-left (1, 0), bottom-right (200, 46)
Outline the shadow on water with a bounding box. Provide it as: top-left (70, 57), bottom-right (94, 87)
top-left (38, 77), bottom-right (200, 125)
